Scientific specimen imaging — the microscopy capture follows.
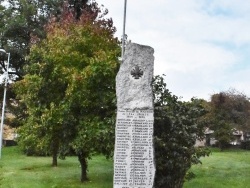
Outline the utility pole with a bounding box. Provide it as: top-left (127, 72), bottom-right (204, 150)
top-left (0, 49), bottom-right (10, 159)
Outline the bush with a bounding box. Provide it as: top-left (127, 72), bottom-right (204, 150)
top-left (241, 141), bottom-right (250, 150)
top-left (153, 75), bottom-right (210, 188)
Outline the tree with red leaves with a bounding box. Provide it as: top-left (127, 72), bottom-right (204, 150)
top-left (14, 1), bottom-right (120, 182)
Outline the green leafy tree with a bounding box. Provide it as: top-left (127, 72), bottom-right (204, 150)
top-left (0, 0), bottom-right (91, 128)
top-left (0, 0), bottom-right (62, 80)
top-left (14, 2), bottom-right (119, 181)
top-left (153, 75), bottom-right (210, 188)
top-left (209, 89), bottom-right (250, 150)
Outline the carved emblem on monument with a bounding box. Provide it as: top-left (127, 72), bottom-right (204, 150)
top-left (131, 65), bottom-right (143, 79)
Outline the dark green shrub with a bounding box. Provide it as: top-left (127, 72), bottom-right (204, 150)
top-left (153, 75), bottom-right (210, 188)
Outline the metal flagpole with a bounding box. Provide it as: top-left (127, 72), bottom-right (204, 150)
top-left (0, 49), bottom-right (10, 159)
top-left (121, 0), bottom-right (127, 62)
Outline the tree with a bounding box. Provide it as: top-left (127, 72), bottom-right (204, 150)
top-left (153, 75), bottom-right (210, 188)
top-left (209, 89), bottom-right (250, 150)
top-left (68, 0), bottom-right (89, 19)
top-left (0, 0), bottom-right (90, 77)
top-left (0, 0), bottom-right (91, 128)
top-left (14, 1), bottom-right (120, 181)
top-left (0, 0), bottom-right (61, 80)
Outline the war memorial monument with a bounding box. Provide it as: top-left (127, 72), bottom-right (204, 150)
top-left (114, 43), bottom-right (155, 188)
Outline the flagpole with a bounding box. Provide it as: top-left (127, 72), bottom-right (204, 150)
top-left (121, 0), bottom-right (127, 62)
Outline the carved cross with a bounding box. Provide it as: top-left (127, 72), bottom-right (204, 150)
top-left (131, 65), bottom-right (143, 79)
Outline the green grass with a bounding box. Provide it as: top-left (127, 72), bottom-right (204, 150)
top-left (1, 147), bottom-right (250, 188)
top-left (184, 148), bottom-right (250, 188)
top-left (0, 146), bottom-right (113, 188)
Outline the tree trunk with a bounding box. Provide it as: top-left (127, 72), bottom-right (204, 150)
top-left (78, 154), bottom-right (88, 182)
top-left (51, 138), bottom-right (59, 167)
top-left (52, 152), bottom-right (58, 166)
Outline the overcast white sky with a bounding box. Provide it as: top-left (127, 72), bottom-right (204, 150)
top-left (97, 0), bottom-right (250, 101)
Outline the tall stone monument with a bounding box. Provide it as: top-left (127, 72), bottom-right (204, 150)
top-left (114, 43), bottom-right (155, 188)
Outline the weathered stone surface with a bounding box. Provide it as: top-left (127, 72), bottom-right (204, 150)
top-left (114, 43), bottom-right (155, 188)
top-left (116, 43), bottom-right (154, 110)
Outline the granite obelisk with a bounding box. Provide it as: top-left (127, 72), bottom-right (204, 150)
top-left (114, 43), bottom-right (155, 188)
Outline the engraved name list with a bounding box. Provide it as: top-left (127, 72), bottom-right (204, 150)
top-left (114, 109), bottom-right (154, 188)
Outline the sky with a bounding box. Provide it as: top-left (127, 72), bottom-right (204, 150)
top-left (97, 0), bottom-right (250, 101)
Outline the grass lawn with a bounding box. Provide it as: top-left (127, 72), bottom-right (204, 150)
top-left (184, 147), bottom-right (250, 188)
top-left (0, 146), bottom-right (113, 188)
top-left (1, 147), bottom-right (250, 188)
